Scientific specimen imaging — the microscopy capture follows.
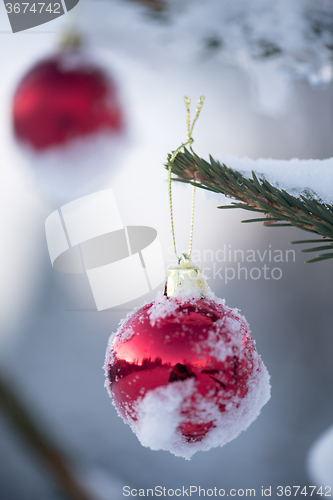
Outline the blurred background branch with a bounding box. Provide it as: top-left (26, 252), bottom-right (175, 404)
top-left (0, 373), bottom-right (97, 500)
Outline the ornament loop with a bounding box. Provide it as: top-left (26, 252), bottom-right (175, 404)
top-left (178, 252), bottom-right (191, 266)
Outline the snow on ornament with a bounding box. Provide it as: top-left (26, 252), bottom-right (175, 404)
top-left (12, 33), bottom-right (126, 202)
top-left (104, 257), bottom-right (270, 459)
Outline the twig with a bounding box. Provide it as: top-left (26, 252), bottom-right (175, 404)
top-left (0, 373), bottom-right (97, 500)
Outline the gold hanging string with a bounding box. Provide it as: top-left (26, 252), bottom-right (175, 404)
top-left (168, 96), bottom-right (205, 263)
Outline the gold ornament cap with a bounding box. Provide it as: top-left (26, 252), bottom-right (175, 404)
top-left (58, 30), bottom-right (82, 50)
top-left (165, 253), bottom-right (207, 298)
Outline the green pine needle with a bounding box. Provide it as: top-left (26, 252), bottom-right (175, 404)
top-left (305, 253), bottom-right (333, 263)
top-left (290, 239), bottom-right (333, 244)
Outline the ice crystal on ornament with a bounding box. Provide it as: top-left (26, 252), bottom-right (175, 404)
top-left (104, 281), bottom-right (270, 459)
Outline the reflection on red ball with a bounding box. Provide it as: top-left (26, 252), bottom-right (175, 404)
top-left (105, 293), bottom-right (269, 457)
top-left (12, 51), bottom-right (124, 150)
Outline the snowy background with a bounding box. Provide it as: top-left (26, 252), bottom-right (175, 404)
top-left (1, 0), bottom-right (333, 498)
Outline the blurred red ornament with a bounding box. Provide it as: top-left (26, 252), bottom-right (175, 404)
top-left (12, 49), bottom-right (124, 151)
top-left (105, 282), bottom-right (270, 458)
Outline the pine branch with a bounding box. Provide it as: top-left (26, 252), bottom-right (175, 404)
top-left (166, 148), bottom-right (333, 263)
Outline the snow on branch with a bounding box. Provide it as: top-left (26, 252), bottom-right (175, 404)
top-left (84, 0), bottom-right (333, 115)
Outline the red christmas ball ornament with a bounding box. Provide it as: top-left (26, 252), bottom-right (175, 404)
top-left (12, 48), bottom-right (124, 151)
top-left (11, 39), bottom-right (126, 202)
top-left (104, 262), bottom-right (270, 459)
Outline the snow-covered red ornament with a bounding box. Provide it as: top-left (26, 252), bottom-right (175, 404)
top-left (104, 257), bottom-right (270, 459)
top-left (12, 34), bottom-right (126, 202)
